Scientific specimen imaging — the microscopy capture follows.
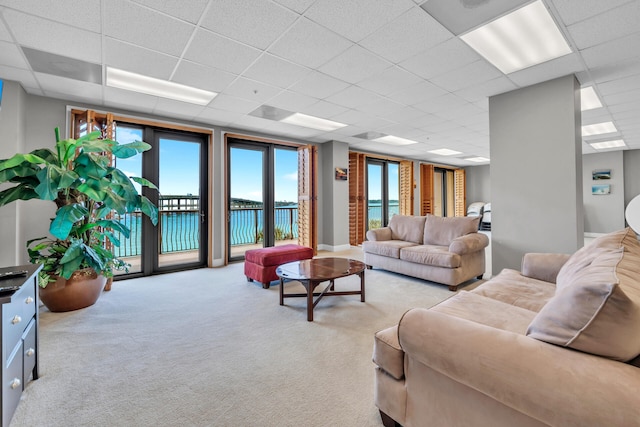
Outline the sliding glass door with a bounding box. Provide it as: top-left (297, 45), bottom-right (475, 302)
top-left (367, 159), bottom-right (400, 230)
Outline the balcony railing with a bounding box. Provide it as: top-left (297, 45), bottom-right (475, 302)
top-left (111, 196), bottom-right (298, 257)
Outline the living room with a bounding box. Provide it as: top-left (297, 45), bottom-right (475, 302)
top-left (1, 1), bottom-right (639, 426)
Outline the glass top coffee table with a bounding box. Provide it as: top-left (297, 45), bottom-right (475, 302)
top-left (276, 257), bottom-right (366, 321)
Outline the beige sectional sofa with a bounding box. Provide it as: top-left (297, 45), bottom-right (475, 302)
top-left (362, 214), bottom-right (489, 291)
top-left (373, 228), bottom-right (640, 427)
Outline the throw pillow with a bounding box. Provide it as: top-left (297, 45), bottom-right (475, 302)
top-left (526, 228), bottom-right (640, 361)
top-left (389, 215), bottom-right (426, 244)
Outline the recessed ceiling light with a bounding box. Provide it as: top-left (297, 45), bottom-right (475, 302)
top-left (589, 139), bottom-right (626, 150)
top-left (460, 0), bottom-right (572, 74)
top-left (280, 113), bottom-right (347, 132)
top-left (582, 121), bottom-right (617, 136)
top-left (106, 67), bottom-right (217, 105)
top-left (429, 148), bottom-right (462, 156)
top-left (466, 156), bottom-right (490, 162)
top-left (580, 86), bottom-right (602, 111)
top-left (373, 135), bottom-right (419, 145)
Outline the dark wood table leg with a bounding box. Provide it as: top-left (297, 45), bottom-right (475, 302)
top-left (330, 278), bottom-right (335, 291)
top-left (307, 280), bottom-right (315, 321)
top-left (360, 270), bottom-right (365, 302)
top-left (279, 277), bottom-right (284, 306)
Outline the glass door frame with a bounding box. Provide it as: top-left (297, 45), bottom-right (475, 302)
top-left (366, 158), bottom-right (400, 230)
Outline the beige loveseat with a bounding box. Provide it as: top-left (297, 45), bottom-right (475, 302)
top-left (373, 228), bottom-right (640, 427)
top-left (363, 214), bottom-right (489, 291)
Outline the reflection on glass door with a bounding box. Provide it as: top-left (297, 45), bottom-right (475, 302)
top-left (367, 159), bottom-right (400, 230)
top-left (274, 148), bottom-right (298, 247)
top-left (433, 167), bottom-right (455, 217)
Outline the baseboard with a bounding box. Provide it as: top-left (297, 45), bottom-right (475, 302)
top-left (317, 243), bottom-right (352, 252)
top-left (584, 232), bottom-right (606, 238)
top-left (210, 258), bottom-right (225, 267)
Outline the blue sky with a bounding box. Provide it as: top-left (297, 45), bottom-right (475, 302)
top-left (115, 126), bottom-right (298, 202)
top-left (367, 163), bottom-right (399, 200)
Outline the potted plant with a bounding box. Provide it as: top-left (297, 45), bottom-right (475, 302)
top-left (0, 128), bottom-right (158, 312)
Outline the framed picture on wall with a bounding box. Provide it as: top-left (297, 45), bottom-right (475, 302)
top-left (335, 167), bottom-right (347, 181)
top-left (592, 184), bottom-right (611, 195)
top-left (592, 169), bottom-right (611, 180)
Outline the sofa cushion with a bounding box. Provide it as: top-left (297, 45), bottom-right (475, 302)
top-left (362, 240), bottom-right (417, 259)
top-left (423, 215), bottom-right (480, 246)
top-left (527, 228), bottom-right (640, 361)
top-left (431, 291), bottom-right (537, 335)
top-left (471, 268), bottom-right (556, 313)
top-left (389, 215), bottom-right (426, 244)
top-left (400, 245), bottom-right (461, 268)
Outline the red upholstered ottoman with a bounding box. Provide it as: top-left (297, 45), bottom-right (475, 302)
top-left (244, 244), bottom-right (314, 289)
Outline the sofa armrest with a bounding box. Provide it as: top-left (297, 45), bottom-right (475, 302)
top-left (448, 232), bottom-right (489, 255)
top-left (366, 227), bottom-right (392, 241)
top-left (398, 308), bottom-right (640, 427)
top-left (521, 252), bottom-right (570, 283)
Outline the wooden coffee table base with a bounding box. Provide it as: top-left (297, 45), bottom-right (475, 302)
top-left (277, 258), bottom-right (366, 321)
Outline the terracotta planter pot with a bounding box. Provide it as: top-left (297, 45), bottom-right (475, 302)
top-left (39, 268), bottom-right (107, 312)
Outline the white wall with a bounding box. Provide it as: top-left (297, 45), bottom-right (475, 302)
top-left (320, 141), bottom-right (350, 251)
top-left (582, 151), bottom-right (625, 233)
top-left (464, 164), bottom-right (490, 209)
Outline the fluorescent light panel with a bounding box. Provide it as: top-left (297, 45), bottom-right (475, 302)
top-left (106, 67), bottom-right (217, 105)
top-left (373, 135), bottom-right (419, 145)
top-left (589, 139), bottom-right (626, 150)
top-left (580, 86), bottom-right (603, 111)
top-left (280, 113), bottom-right (347, 132)
top-left (429, 148), bottom-right (462, 156)
top-left (582, 121), bottom-right (617, 136)
top-left (466, 156), bottom-right (490, 162)
top-left (460, 0), bottom-right (572, 74)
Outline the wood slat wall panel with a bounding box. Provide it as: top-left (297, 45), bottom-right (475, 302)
top-left (420, 163), bottom-right (434, 216)
top-left (348, 152), bottom-right (366, 245)
top-left (454, 168), bottom-right (466, 217)
top-left (297, 145), bottom-right (318, 254)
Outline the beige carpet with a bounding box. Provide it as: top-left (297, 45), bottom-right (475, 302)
top-left (11, 251), bottom-right (479, 427)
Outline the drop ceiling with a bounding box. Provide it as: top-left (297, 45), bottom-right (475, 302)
top-left (0, 0), bottom-right (639, 166)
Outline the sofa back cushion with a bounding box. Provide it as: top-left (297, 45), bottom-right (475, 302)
top-left (526, 228), bottom-right (640, 362)
top-left (389, 215), bottom-right (426, 244)
top-left (423, 214), bottom-right (480, 246)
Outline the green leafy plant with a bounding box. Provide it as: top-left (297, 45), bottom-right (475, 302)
top-left (0, 128), bottom-right (158, 287)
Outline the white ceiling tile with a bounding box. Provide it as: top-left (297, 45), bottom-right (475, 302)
top-left (288, 71), bottom-right (350, 100)
top-left (104, 0), bottom-right (194, 57)
top-left (272, 0), bottom-right (315, 14)
top-left (21, 86), bottom-right (44, 96)
top-left (399, 37), bottom-right (479, 80)
top-left (386, 80), bottom-right (448, 105)
top-left (171, 60), bottom-right (237, 93)
top-left (357, 66), bottom-right (422, 96)
top-left (580, 32), bottom-right (640, 69)
top-left (414, 93), bottom-right (467, 114)
top-left (319, 45), bottom-right (391, 84)
top-left (383, 106), bottom-right (429, 124)
top-left (553, 0), bottom-right (633, 26)
top-left (430, 60), bottom-right (503, 92)
top-left (222, 77), bottom-right (281, 104)
top-left (2, 9), bottom-right (102, 63)
top-left (589, 58), bottom-right (640, 84)
top-left (130, 0), bottom-right (209, 24)
top-left (104, 86), bottom-right (158, 113)
top-left (507, 53), bottom-right (585, 87)
top-left (324, 85), bottom-right (384, 109)
top-left (0, 16), bottom-right (11, 42)
top-left (200, 0), bottom-right (298, 50)
top-left (268, 18), bottom-right (352, 68)
top-left (567, 1), bottom-right (640, 49)
top-left (360, 7), bottom-right (453, 64)
top-left (0, 64), bottom-right (38, 88)
top-left (36, 72), bottom-right (103, 101)
top-left (602, 88), bottom-right (640, 106)
top-left (597, 74), bottom-right (640, 95)
top-left (266, 90), bottom-right (319, 111)
top-left (299, 100), bottom-right (349, 119)
top-left (454, 76), bottom-right (517, 102)
top-left (0, 0), bottom-right (101, 31)
top-left (0, 41), bottom-right (29, 69)
top-left (208, 93), bottom-right (262, 114)
top-left (195, 106), bottom-right (245, 126)
top-left (304, 0), bottom-right (414, 42)
top-left (329, 109), bottom-right (373, 126)
top-left (242, 54), bottom-right (310, 89)
top-left (357, 97), bottom-right (405, 117)
top-left (184, 28), bottom-right (261, 74)
top-left (153, 98), bottom-right (206, 120)
top-left (105, 38), bottom-right (178, 80)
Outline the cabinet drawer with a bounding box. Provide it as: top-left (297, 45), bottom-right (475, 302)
top-left (22, 318), bottom-right (37, 384)
top-left (3, 301), bottom-right (26, 353)
top-left (3, 343), bottom-right (23, 427)
top-left (18, 281), bottom-right (37, 321)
